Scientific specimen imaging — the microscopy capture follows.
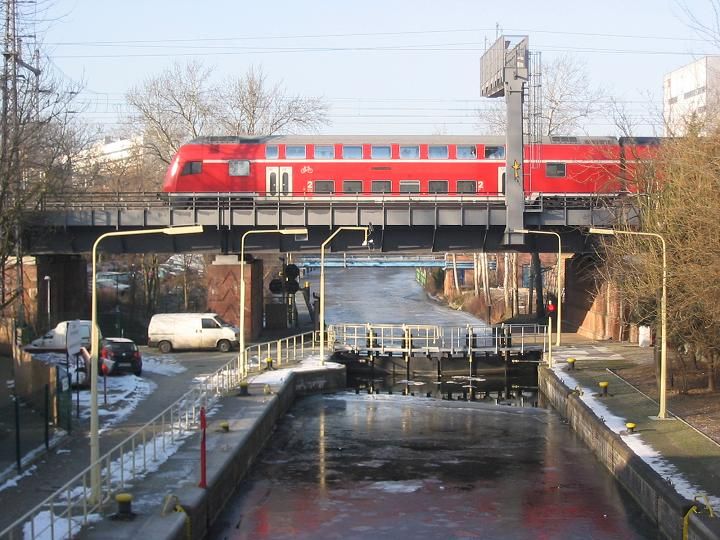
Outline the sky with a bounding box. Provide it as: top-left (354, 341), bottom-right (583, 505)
top-left (26, 0), bottom-right (720, 137)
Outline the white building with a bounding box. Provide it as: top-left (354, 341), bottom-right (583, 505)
top-left (663, 56), bottom-right (720, 135)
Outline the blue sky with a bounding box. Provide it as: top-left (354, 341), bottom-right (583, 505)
top-left (37, 0), bottom-right (719, 136)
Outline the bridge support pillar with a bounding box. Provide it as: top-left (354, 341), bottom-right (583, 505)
top-left (2, 255), bottom-right (88, 338)
top-left (207, 255), bottom-right (263, 341)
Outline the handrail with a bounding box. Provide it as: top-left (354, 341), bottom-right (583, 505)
top-left (1, 331), bottom-right (316, 540)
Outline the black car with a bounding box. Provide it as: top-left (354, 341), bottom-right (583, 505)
top-left (100, 337), bottom-right (142, 376)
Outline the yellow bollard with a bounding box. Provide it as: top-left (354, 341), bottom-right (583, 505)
top-left (625, 422), bottom-right (636, 433)
top-left (598, 381), bottom-right (609, 397)
top-left (567, 357), bottom-right (576, 370)
top-left (115, 493), bottom-right (133, 518)
top-left (220, 421), bottom-right (230, 432)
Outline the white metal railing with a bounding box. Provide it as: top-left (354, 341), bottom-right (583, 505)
top-left (2, 331), bottom-right (317, 540)
top-left (329, 323), bottom-right (548, 356)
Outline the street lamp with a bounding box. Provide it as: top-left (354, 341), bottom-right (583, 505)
top-left (238, 228), bottom-right (308, 376)
top-left (43, 275), bottom-right (51, 326)
top-left (320, 227), bottom-right (370, 364)
top-left (89, 224), bottom-right (203, 502)
top-left (589, 227), bottom-right (668, 420)
top-left (514, 228), bottom-right (563, 346)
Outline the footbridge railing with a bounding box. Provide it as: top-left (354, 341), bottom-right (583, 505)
top-left (328, 323), bottom-right (549, 356)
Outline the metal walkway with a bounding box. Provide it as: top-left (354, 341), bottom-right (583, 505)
top-left (329, 323), bottom-right (548, 358)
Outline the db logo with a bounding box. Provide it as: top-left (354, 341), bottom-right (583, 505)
top-left (300, 166), bottom-right (313, 174)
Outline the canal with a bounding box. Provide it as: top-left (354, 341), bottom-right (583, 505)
top-left (210, 268), bottom-right (657, 539)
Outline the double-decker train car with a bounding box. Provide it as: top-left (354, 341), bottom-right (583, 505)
top-left (162, 135), bottom-right (654, 202)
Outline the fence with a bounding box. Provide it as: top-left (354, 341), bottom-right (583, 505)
top-left (1, 331), bottom-right (318, 540)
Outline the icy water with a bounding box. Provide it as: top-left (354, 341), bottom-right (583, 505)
top-left (211, 268), bottom-right (657, 539)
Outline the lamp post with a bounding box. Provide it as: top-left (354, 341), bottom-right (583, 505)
top-left (589, 227), bottom-right (668, 420)
top-left (89, 224), bottom-right (203, 502)
top-left (320, 227), bottom-right (369, 364)
top-left (238, 229), bottom-right (308, 376)
top-left (514, 229), bottom-right (563, 346)
top-left (43, 275), bottom-right (51, 326)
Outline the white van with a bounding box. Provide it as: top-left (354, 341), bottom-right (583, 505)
top-left (26, 320), bottom-right (94, 352)
top-left (147, 313), bottom-right (239, 353)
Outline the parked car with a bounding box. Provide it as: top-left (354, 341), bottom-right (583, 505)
top-left (25, 320), bottom-right (95, 352)
top-left (100, 337), bottom-right (142, 376)
top-left (147, 313), bottom-right (239, 353)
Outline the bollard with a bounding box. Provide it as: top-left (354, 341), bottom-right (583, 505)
top-left (220, 421), bottom-right (230, 433)
top-left (115, 493), bottom-right (134, 519)
top-left (567, 357), bottom-right (576, 370)
top-left (426, 392), bottom-right (432, 398)
top-left (598, 381), bottom-right (609, 397)
top-left (355, 387), bottom-right (360, 395)
top-left (263, 384), bottom-right (272, 395)
top-left (239, 381), bottom-right (249, 396)
top-left (626, 422), bottom-right (637, 434)
top-left (265, 357), bottom-right (274, 370)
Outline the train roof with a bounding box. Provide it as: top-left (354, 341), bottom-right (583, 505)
top-left (187, 135), bottom-right (621, 146)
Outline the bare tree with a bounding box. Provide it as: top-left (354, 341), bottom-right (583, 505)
top-left (597, 114), bottom-right (720, 391)
top-left (125, 61), bottom-right (329, 179)
top-left (214, 66), bottom-right (328, 136)
top-left (478, 54), bottom-right (607, 136)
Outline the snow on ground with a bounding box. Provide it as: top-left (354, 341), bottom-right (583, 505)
top-left (249, 354), bottom-right (343, 385)
top-left (140, 354), bottom-right (187, 375)
top-left (552, 362), bottom-right (720, 509)
top-left (23, 511), bottom-right (102, 540)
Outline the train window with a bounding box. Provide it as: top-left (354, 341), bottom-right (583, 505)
top-left (314, 145), bottom-right (335, 159)
top-left (399, 181), bottom-right (420, 193)
top-left (457, 145), bottom-right (477, 159)
top-left (428, 145), bottom-right (448, 159)
top-left (371, 180), bottom-right (391, 193)
top-left (343, 180), bottom-right (363, 193)
top-left (343, 145), bottom-right (363, 159)
top-left (181, 161), bottom-right (202, 176)
top-left (314, 180), bottom-right (335, 193)
top-left (429, 181), bottom-right (448, 193)
top-left (371, 145), bottom-right (391, 159)
top-left (484, 146), bottom-right (505, 159)
top-left (546, 162), bottom-right (567, 178)
top-left (399, 145), bottom-right (420, 159)
top-left (286, 145), bottom-right (306, 159)
top-left (457, 180), bottom-right (477, 193)
top-left (266, 145), bottom-right (279, 159)
top-left (229, 160), bottom-right (250, 176)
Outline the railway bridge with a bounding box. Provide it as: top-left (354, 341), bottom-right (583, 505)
top-left (6, 191), bottom-right (628, 343)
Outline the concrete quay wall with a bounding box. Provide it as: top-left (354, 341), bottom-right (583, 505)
top-left (538, 366), bottom-right (719, 540)
top-left (145, 366), bottom-right (346, 540)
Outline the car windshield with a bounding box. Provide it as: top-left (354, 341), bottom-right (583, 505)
top-left (215, 316), bottom-right (231, 327)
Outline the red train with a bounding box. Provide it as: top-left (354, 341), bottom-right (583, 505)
top-left (162, 135), bottom-right (656, 201)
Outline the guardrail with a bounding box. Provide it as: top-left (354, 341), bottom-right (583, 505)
top-left (1, 331), bottom-right (317, 540)
top-left (330, 323), bottom-right (548, 356)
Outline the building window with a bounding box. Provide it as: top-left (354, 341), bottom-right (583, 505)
top-left (265, 145), bottom-right (279, 159)
top-left (399, 181), bottom-right (420, 193)
top-left (314, 145), bottom-right (335, 159)
top-left (546, 162), bottom-right (566, 178)
top-left (428, 145), bottom-right (448, 159)
top-left (181, 161), bottom-right (202, 175)
top-left (371, 145), bottom-right (391, 159)
top-left (456, 145), bottom-right (477, 159)
top-left (343, 180), bottom-right (363, 193)
top-left (668, 96), bottom-right (678, 105)
top-left (429, 180), bottom-right (448, 193)
top-left (229, 160), bottom-right (250, 176)
top-left (684, 86), bottom-right (706, 99)
top-left (399, 145), bottom-right (420, 159)
top-left (286, 145), bottom-right (306, 159)
top-left (484, 146), bottom-right (505, 159)
top-left (343, 145), bottom-right (363, 159)
top-left (314, 180), bottom-right (335, 193)
top-left (371, 180), bottom-right (391, 193)
top-left (457, 180), bottom-right (477, 193)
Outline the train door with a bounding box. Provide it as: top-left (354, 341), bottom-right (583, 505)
top-left (498, 167), bottom-right (506, 195)
top-left (265, 167), bottom-right (293, 196)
